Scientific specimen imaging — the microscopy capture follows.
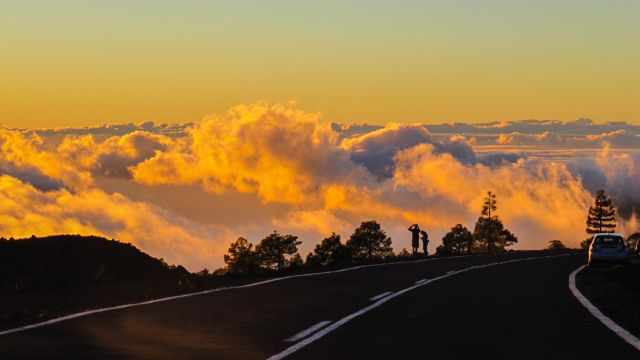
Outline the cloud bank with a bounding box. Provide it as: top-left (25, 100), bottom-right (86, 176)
top-left (0, 104), bottom-right (638, 269)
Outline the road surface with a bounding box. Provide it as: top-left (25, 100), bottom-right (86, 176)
top-left (2, 253), bottom-right (638, 359)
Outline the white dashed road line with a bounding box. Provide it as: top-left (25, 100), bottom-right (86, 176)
top-left (369, 291), bottom-right (393, 302)
top-left (285, 321), bottom-right (332, 343)
top-left (0, 255), bottom-right (470, 337)
top-left (267, 254), bottom-right (574, 360)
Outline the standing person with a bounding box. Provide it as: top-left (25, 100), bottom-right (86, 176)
top-left (408, 224), bottom-right (420, 255)
top-left (421, 230), bottom-right (430, 256)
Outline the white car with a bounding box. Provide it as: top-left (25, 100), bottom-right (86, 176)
top-left (588, 233), bottom-right (629, 266)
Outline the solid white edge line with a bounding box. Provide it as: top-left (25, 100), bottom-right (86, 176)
top-left (285, 321), bottom-right (332, 343)
top-left (369, 291), bottom-right (393, 302)
top-left (267, 253), bottom-right (575, 360)
top-left (0, 254), bottom-right (470, 336)
top-left (414, 278), bottom-right (428, 284)
top-left (568, 265), bottom-right (640, 351)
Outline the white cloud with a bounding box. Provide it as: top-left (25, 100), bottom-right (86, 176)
top-left (1, 104), bottom-right (639, 269)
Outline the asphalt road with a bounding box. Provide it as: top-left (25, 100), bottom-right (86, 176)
top-left (2, 252), bottom-right (638, 359)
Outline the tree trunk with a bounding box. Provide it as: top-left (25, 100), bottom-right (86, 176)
top-left (599, 212), bottom-right (603, 232)
top-left (488, 239), bottom-right (495, 256)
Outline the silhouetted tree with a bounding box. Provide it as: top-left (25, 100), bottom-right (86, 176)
top-left (223, 237), bottom-right (257, 274)
top-left (439, 224), bottom-right (473, 256)
top-left (288, 253), bottom-right (304, 271)
top-left (547, 240), bottom-right (566, 251)
top-left (482, 191), bottom-right (497, 219)
top-left (586, 190), bottom-right (616, 234)
top-left (435, 245), bottom-right (450, 256)
top-left (473, 192), bottom-right (517, 254)
top-left (197, 268), bottom-right (210, 276)
top-left (212, 268), bottom-right (227, 276)
top-left (255, 231), bottom-right (302, 271)
top-left (626, 232), bottom-right (640, 251)
top-left (306, 233), bottom-right (352, 267)
top-left (396, 248), bottom-right (412, 259)
top-left (580, 238), bottom-right (592, 250)
top-left (346, 221), bottom-right (393, 261)
top-left (498, 227), bottom-right (518, 251)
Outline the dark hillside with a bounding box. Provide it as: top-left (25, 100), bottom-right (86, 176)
top-left (0, 235), bottom-right (215, 330)
top-left (0, 235), bottom-right (191, 291)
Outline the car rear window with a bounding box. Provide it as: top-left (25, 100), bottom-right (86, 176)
top-left (593, 235), bottom-right (623, 248)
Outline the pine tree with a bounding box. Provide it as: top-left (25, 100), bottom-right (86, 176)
top-left (482, 191), bottom-right (497, 219)
top-left (223, 237), bottom-right (257, 274)
top-left (346, 221), bottom-right (393, 261)
top-left (439, 224), bottom-right (473, 256)
top-left (473, 191), bottom-right (517, 255)
top-left (547, 240), bottom-right (567, 251)
top-left (476, 191), bottom-right (499, 254)
top-left (306, 233), bottom-right (351, 267)
top-left (585, 190), bottom-right (616, 234)
top-left (254, 231), bottom-right (302, 271)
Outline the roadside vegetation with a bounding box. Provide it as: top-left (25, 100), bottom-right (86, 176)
top-left (581, 189), bottom-right (617, 249)
top-left (222, 191), bottom-right (524, 276)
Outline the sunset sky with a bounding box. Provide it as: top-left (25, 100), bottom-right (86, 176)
top-left (2, 1), bottom-right (639, 127)
top-left (1, 2), bottom-right (639, 271)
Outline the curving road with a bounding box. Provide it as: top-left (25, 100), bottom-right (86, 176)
top-left (2, 252), bottom-right (638, 359)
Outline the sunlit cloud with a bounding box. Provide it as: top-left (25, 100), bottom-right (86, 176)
top-left (0, 103), bottom-right (639, 269)
top-left (132, 102), bottom-right (370, 205)
top-left (0, 175), bottom-right (233, 271)
top-left (58, 131), bottom-right (174, 178)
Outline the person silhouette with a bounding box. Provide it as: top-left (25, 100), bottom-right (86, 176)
top-left (420, 230), bottom-right (430, 256)
top-left (408, 224), bottom-right (420, 255)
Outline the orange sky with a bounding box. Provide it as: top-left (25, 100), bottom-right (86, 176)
top-left (1, 1), bottom-right (639, 128)
top-left (1, 2), bottom-right (639, 269)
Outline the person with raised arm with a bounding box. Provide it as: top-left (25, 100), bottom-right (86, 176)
top-left (408, 224), bottom-right (420, 255)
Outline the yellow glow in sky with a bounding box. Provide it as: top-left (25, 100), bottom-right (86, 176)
top-left (1, 1), bottom-right (638, 127)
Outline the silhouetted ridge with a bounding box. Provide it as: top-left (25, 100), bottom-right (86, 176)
top-left (0, 235), bottom-right (207, 329)
top-left (0, 235), bottom-right (189, 293)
